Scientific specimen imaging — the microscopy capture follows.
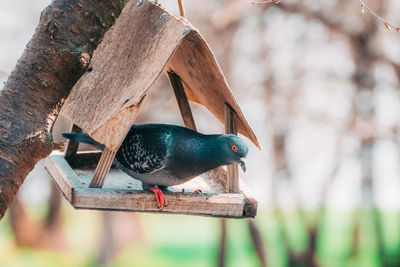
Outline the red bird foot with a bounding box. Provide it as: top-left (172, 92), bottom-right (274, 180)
top-left (194, 189), bottom-right (203, 194)
top-left (150, 187), bottom-right (168, 209)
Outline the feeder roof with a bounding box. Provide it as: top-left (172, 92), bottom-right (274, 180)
top-left (60, 0), bottom-right (260, 150)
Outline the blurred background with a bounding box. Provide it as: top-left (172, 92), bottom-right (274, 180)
top-left (2, 0), bottom-right (400, 266)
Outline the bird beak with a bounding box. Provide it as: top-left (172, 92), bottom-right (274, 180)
top-left (239, 158), bottom-right (246, 172)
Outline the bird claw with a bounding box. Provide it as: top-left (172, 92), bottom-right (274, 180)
top-left (149, 187), bottom-right (168, 209)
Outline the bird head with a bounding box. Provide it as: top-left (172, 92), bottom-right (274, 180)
top-left (219, 135), bottom-right (249, 172)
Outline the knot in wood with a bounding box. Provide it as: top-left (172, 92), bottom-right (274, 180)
top-left (79, 53), bottom-right (91, 69)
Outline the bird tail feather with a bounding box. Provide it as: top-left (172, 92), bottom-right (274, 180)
top-left (61, 132), bottom-right (104, 151)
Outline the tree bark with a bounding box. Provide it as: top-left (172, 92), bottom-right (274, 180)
top-left (0, 0), bottom-right (126, 219)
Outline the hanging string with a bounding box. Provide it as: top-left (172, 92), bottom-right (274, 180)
top-left (178, 0), bottom-right (185, 17)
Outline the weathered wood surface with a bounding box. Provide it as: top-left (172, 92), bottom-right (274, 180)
top-left (225, 104), bottom-right (240, 194)
top-left (90, 148), bottom-right (117, 188)
top-left (60, 0), bottom-right (260, 151)
top-left (44, 154), bottom-right (82, 202)
top-left (45, 152), bottom-right (257, 218)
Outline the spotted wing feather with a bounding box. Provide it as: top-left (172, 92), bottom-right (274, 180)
top-left (116, 130), bottom-right (169, 174)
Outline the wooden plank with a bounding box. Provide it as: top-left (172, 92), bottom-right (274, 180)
top-left (89, 96), bottom-right (145, 151)
top-left (44, 156), bottom-right (72, 202)
top-left (168, 71), bottom-right (197, 131)
top-left (90, 148), bottom-right (117, 188)
top-left (73, 189), bottom-right (245, 218)
top-left (44, 154), bottom-right (82, 202)
top-left (225, 104), bottom-right (239, 194)
top-left (64, 124), bottom-right (82, 161)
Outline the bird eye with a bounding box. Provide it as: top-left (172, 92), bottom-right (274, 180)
top-left (232, 145), bottom-right (237, 152)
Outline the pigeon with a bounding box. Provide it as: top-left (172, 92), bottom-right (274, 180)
top-left (62, 123), bottom-right (249, 209)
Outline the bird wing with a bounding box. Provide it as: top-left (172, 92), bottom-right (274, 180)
top-left (116, 130), bottom-right (170, 174)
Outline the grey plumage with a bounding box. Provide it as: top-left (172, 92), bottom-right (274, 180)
top-left (62, 123), bottom-right (249, 191)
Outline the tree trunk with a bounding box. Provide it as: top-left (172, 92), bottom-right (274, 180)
top-left (0, 0), bottom-right (126, 220)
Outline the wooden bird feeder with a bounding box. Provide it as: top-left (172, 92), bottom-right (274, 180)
top-left (45, 0), bottom-right (261, 218)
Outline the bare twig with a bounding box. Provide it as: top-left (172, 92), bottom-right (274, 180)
top-left (254, 0), bottom-right (399, 33)
top-left (359, 0), bottom-right (399, 32)
top-left (252, 0), bottom-right (280, 5)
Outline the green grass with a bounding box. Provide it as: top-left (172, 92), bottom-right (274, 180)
top-left (1, 205), bottom-right (400, 267)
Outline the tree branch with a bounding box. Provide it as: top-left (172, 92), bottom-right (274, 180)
top-left (0, 0), bottom-right (126, 219)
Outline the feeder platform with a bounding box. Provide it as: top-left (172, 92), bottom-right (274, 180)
top-left (45, 151), bottom-right (257, 218)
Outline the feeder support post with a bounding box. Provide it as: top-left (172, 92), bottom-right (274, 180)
top-left (225, 104), bottom-right (239, 193)
top-left (64, 124), bottom-right (82, 161)
top-left (168, 71), bottom-right (197, 131)
top-left (90, 148), bottom-right (117, 188)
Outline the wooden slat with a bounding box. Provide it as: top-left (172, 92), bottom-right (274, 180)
top-left (44, 154), bottom-right (257, 218)
top-left (225, 104), bottom-right (239, 194)
top-left (90, 148), bottom-right (116, 188)
top-left (64, 124), bottom-right (82, 161)
top-left (168, 71), bottom-right (197, 131)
